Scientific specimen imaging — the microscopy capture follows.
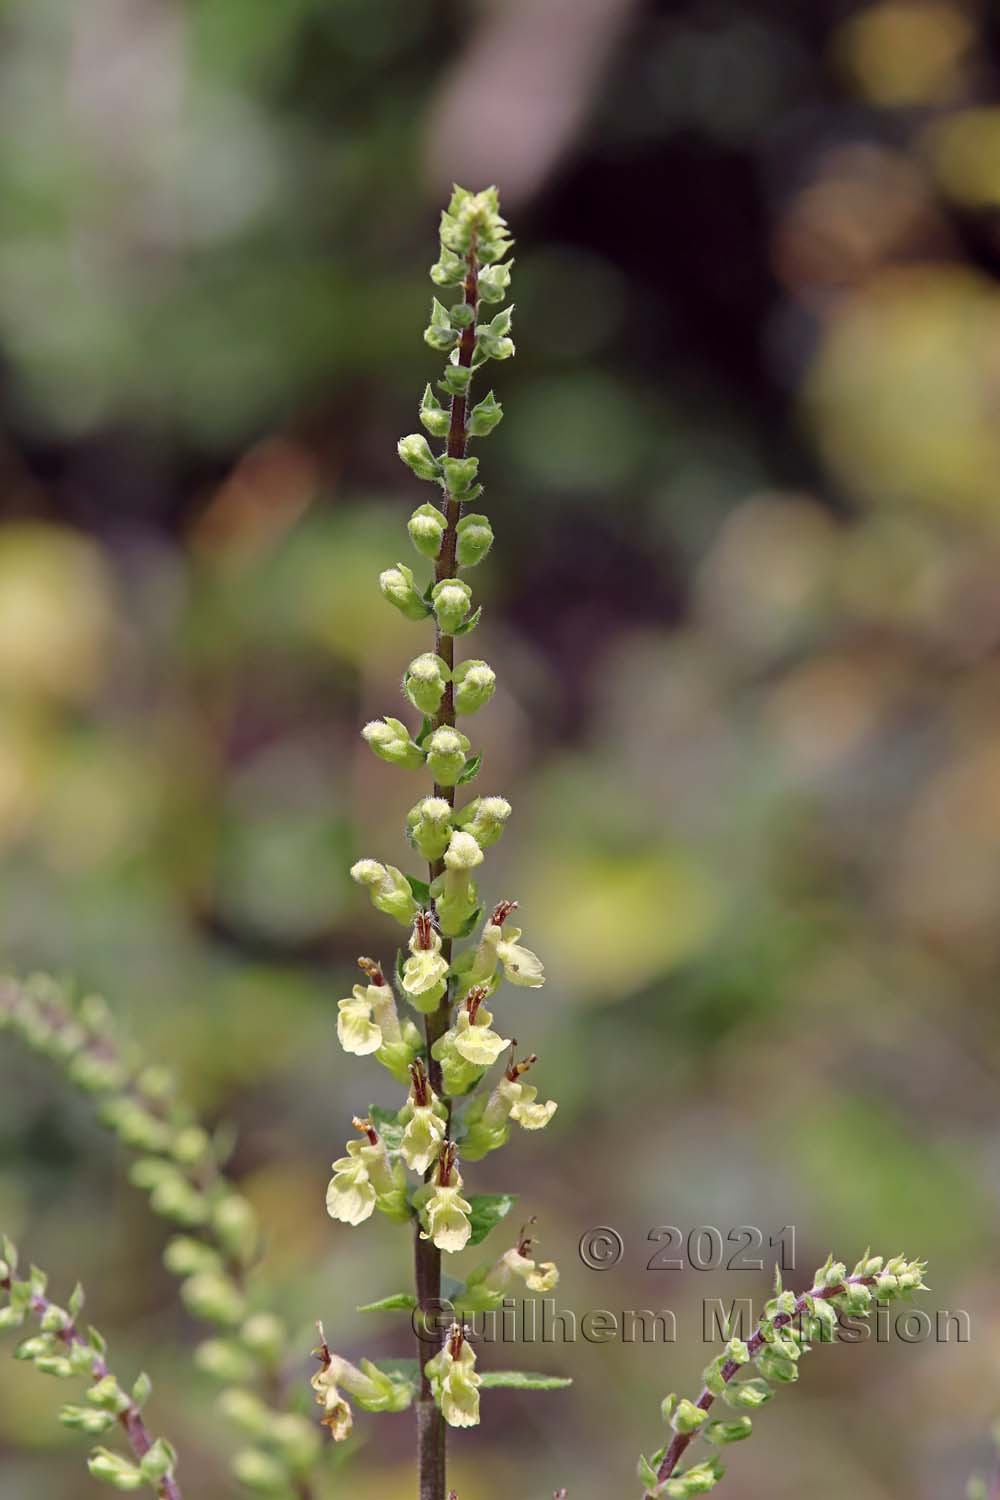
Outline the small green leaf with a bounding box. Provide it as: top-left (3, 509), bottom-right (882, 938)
top-left (358, 1293), bottom-right (418, 1314)
top-left (467, 1192), bottom-right (515, 1246)
top-left (406, 875), bottom-right (432, 905)
top-left (414, 716), bottom-right (435, 748)
top-left (453, 606), bottom-right (483, 636)
top-left (456, 752), bottom-right (483, 787)
top-left (479, 1370), bottom-right (572, 1390)
top-left (453, 905), bottom-right (483, 940)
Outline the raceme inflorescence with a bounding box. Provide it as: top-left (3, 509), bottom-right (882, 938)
top-left (321, 185), bottom-right (567, 1500)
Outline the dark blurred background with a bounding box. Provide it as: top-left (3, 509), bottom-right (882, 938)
top-left (0, 0), bottom-right (998, 1495)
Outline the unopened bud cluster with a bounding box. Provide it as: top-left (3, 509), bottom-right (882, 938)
top-left (0, 976), bottom-right (319, 1497)
top-left (1, 1239), bottom-right (179, 1495)
top-left (638, 1252), bottom-right (929, 1497)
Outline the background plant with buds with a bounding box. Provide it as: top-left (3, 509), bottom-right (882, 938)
top-left (323, 185), bottom-right (569, 1500)
top-left (638, 1253), bottom-right (929, 1498)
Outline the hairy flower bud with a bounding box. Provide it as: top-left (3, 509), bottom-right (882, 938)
top-left (407, 796), bottom-right (453, 861)
top-left (350, 859), bottom-right (419, 926)
top-left (418, 384), bottom-right (451, 439)
top-left (425, 726), bottom-right (470, 787)
top-left (424, 298), bottom-right (461, 353)
top-left (467, 390), bottom-right (503, 438)
top-left (379, 562), bottom-right (431, 622)
top-left (455, 795), bottom-right (511, 848)
top-left (431, 578), bottom-right (473, 635)
top-left (455, 512), bottom-right (494, 568)
top-left (403, 653), bottom-right (451, 715)
top-left (440, 457), bottom-right (480, 501)
top-left (397, 433), bottom-right (442, 481)
top-left (453, 659), bottom-right (496, 716)
top-left (361, 716), bottom-right (425, 771)
top-left (407, 501), bottom-right (446, 559)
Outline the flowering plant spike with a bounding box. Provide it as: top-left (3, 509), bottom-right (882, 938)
top-left (325, 186), bottom-right (564, 1500)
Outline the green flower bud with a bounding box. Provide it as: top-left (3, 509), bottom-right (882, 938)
top-left (148, 1174), bottom-right (209, 1228)
top-left (672, 1398), bottom-right (708, 1435)
top-left (240, 1312), bottom-right (287, 1361)
top-left (431, 578), bottom-right (473, 635)
top-left (139, 1440), bottom-right (176, 1484)
top-left (15, 1334), bottom-right (53, 1362)
top-left (195, 1337), bottom-right (259, 1384)
top-left (212, 1195), bottom-right (259, 1265)
top-left (408, 501), bottom-right (446, 559)
top-left (662, 1458), bottom-right (724, 1496)
top-left (40, 1303), bottom-right (69, 1333)
top-left (424, 298), bottom-right (461, 353)
top-left (397, 432), bottom-right (443, 481)
top-left (439, 363), bottom-right (472, 397)
top-left (705, 1417), bottom-right (753, 1445)
top-left (88, 1376), bottom-right (131, 1414)
top-left (171, 1125), bottom-right (211, 1166)
top-left (455, 512), bottom-right (494, 567)
top-left (362, 716), bottom-right (425, 770)
top-left (426, 726), bottom-right (470, 787)
top-left (180, 1271), bottom-right (247, 1327)
top-left (419, 384), bottom-right (451, 439)
top-left (755, 1346), bottom-right (798, 1383)
top-left (34, 1353), bottom-right (74, 1377)
top-left (722, 1378), bottom-right (771, 1410)
top-left (440, 457), bottom-right (480, 500)
top-left (219, 1387), bottom-right (272, 1438)
top-left (59, 1403), bottom-right (116, 1435)
top-left (403, 653), bottom-right (451, 715)
top-left (163, 1236), bottom-right (223, 1278)
top-left (231, 1449), bottom-right (288, 1494)
top-left (272, 1412), bottom-right (321, 1471)
top-left (450, 301), bottom-right (476, 330)
top-left (467, 391), bottom-right (503, 438)
top-left (87, 1448), bottom-right (144, 1491)
top-left (407, 795), bottom-right (454, 861)
top-left (477, 308), bottom-right (515, 361)
top-left (350, 859), bottom-right (420, 925)
top-left (477, 261), bottom-right (513, 304)
top-left (454, 795), bottom-right (510, 848)
top-left (378, 562), bottom-right (431, 621)
top-left (454, 659), bottom-right (496, 715)
top-left (430, 248), bottom-right (466, 286)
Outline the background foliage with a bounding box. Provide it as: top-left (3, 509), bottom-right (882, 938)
top-left (0, 0), bottom-right (995, 1495)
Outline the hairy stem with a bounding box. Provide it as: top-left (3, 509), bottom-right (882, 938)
top-left (650, 1274), bottom-right (882, 1492)
top-left (1, 1272), bottom-right (182, 1500)
top-left (413, 238), bottom-right (480, 1500)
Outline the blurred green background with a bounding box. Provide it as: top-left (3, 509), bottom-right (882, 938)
top-left (0, 0), bottom-right (998, 1495)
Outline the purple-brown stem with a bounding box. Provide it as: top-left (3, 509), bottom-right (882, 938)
top-left (650, 1274), bottom-right (883, 1492)
top-left (414, 234), bottom-right (480, 1500)
top-left (1, 1272), bottom-right (182, 1500)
